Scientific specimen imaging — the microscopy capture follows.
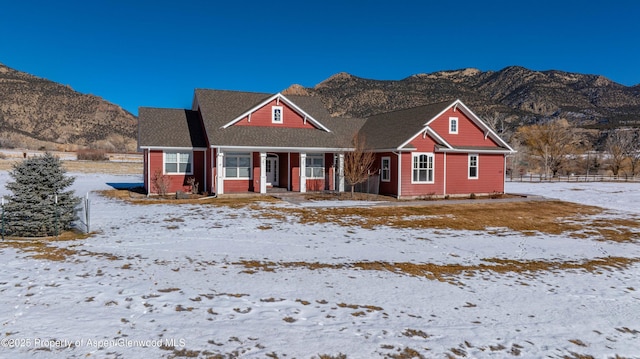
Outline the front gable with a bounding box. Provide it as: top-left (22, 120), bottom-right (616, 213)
top-left (405, 128), bottom-right (441, 151)
top-left (398, 100), bottom-right (514, 152)
top-left (428, 106), bottom-right (499, 147)
top-left (221, 93), bottom-right (330, 132)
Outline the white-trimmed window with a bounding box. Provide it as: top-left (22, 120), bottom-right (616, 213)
top-left (225, 152), bottom-right (252, 179)
top-left (449, 117), bottom-right (458, 134)
top-left (164, 151), bottom-right (192, 174)
top-left (412, 153), bottom-right (434, 183)
top-left (381, 156), bottom-right (391, 182)
top-left (305, 153), bottom-right (324, 178)
top-left (272, 106), bottom-right (283, 123)
top-left (468, 154), bottom-right (479, 179)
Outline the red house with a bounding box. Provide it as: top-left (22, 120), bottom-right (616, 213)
top-left (138, 89), bottom-right (514, 198)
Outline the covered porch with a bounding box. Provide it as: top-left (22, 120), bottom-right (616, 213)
top-left (212, 148), bottom-right (345, 195)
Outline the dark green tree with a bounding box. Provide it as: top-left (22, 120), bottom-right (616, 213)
top-left (4, 153), bottom-right (80, 237)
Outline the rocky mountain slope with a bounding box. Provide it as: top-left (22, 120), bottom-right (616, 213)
top-left (286, 66), bottom-right (640, 130)
top-left (0, 63), bottom-right (137, 152)
top-left (2, 64), bottom-right (638, 152)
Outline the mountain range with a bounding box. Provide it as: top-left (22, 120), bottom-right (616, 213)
top-left (1, 63), bottom-right (639, 152)
top-left (0, 63), bottom-right (137, 152)
top-left (285, 66), bottom-right (640, 131)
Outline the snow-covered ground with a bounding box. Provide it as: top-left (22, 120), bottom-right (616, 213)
top-left (1, 173), bottom-right (639, 358)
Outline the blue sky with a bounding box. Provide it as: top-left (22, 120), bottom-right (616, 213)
top-left (1, 0), bottom-right (638, 116)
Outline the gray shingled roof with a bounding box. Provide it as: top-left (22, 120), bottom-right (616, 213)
top-left (139, 90), bottom-right (509, 153)
top-left (138, 108), bottom-right (207, 148)
top-left (357, 101), bottom-right (452, 150)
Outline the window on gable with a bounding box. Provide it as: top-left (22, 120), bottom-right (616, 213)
top-left (164, 151), bottom-right (192, 174)
top-left (381, 157), bottom-right (391, 182)
top-left (412, 153), bottom-right (434, 183)
top-left (469, 154), bottom-right (478, 179)
top-left (305, 153), bottom-right (324, 179)
top-left (272, 106), bottom-right (283, 124)
top-left (449, 117), bottom-right (458, 134)
top-left (224, 152), bottom-right (252, 179)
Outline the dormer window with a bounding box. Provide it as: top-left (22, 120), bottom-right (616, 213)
top-left (449, 117), bottom-right (458, 134)
top-left (272, 106), bottom-right (283, 124)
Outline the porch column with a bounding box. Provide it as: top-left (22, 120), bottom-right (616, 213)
top-left (216, 150), bottom-right (224, 195)
top-left (299, 152), bottom-right (306, 193)
top-left (259, 152), bottom-right (267, 194)
top-left (338, 153), bottom-right (345, 192)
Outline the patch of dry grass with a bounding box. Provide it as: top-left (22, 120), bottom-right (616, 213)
top-left (98, 189), bottom-right (278, 208)
top-left (0, 231), bottom-right (92, 261)
top-left (98, 187), bottom-right (639, 242)
top-left (234, 257), bottom-right (640, 284)
top-left (258, 200), bottom-right (639, 242)
top-left (290, 200), bottom-right (600, 232)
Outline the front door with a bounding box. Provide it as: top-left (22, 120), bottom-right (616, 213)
top-left (265, 156), bottom-right (278, 186)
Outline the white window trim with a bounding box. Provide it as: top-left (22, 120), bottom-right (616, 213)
top-left (411, 152), bottom-right (435, 184)
top-left (381, 156), bottom-right (391, 182)
top-left (449, 117), bottom-right (458, 134)
top-left (272, 106), bottom-right (283, 124)
top-left (305, 153), bottom-right (325, 179)
top-left (468, 154), bottom-right (479, 179)
top-left (224, 152), bottom-right (253, 180)
top-left (163, 150), bottom-right (193, 175)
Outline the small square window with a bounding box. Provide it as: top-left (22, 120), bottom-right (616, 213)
top-left (305, 154), bottom-right (324, 179)
top-left (164, 151), bottom-right (193, 174)
top-left (224, 152), bottom-right (252, 179)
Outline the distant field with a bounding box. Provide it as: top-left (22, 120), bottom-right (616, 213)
top-left (0, 150), bottom-right (142, 174)
top-left (0, 158), bottom-right (142, 174)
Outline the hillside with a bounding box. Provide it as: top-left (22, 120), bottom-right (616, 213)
top-left (0, 63), bottom-right (137, 152)
top-left (285, 66), bottom-right (640, 130)
top-left (2, 63), bottom-right (639, 152)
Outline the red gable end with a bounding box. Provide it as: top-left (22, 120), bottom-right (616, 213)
top-left (233, 99), bottom-right (318, 129)
top-left (429, 107), bottom-right (500, 148)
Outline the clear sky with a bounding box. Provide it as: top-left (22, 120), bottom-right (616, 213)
top-left (1, 0), bottom-right (638, 116)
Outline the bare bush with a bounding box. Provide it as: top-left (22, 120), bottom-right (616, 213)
top-left (151, 170), bottom-right (171, 196)
top-left (344, 133), bottom-right (375, 197)
top-left (187, 177), bottom-right (199, 194)
top-left (77, 149), bottom-right (107, 161)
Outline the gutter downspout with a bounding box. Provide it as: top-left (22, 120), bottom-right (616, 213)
top-left (211, 147), bottom-right (217, 197)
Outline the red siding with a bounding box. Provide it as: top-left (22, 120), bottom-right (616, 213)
top-left (326, 153), bottom-right (335, 191)
top-left (290, 153), bottom-right (300, 191)
top-left (429, 107), bottom-right (500, 148)
top-left (399, 152), bottom-right (446, 197)
top-left (373, 152), bottom-right (399, 197)
top-left (234, 99), bottom-right (317, 129)
top-left (399, 133), bottom-right (445, 197)
top-left (143, 149), bottom-right (149, 192)
top-left (274, 152), bottom-right (289, 190)
top-left (385, 105), bottom-right (507, 198)
top-left (146, 150), bottom-right (206, 195)
top-left (445, 153), bottom-right (505, 195)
